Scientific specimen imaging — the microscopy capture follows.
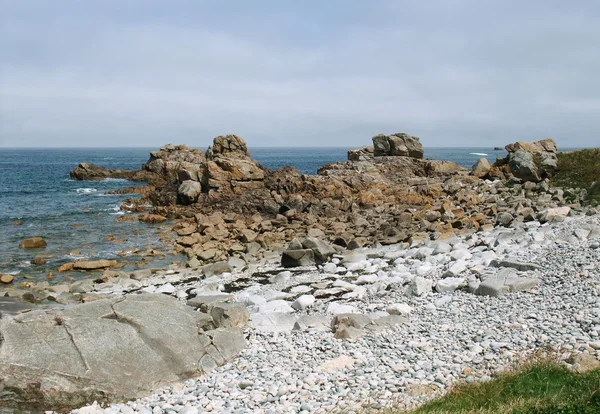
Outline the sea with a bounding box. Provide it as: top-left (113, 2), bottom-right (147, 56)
top-left (0, 147), bottom-right (508, 284)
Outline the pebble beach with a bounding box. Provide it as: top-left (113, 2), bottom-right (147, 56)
top-left (73, 211), bottom-right (600, 414)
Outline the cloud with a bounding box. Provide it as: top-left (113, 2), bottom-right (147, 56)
top-left (1, 0), bottom-right (599, 148)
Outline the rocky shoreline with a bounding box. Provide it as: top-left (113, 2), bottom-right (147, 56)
top-left (1, 133), bottom-right (599, 412)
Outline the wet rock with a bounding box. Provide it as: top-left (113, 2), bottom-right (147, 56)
top-left (19, 237), bottom-right (47, 249)
top-left (0, 274), bottom-right (14, 284)
top-left (138, 214), bottom-right (167, 224)
top-left (72, 260), bottom-right (117, 270)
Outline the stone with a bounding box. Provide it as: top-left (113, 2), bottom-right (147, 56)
top-left (490, 259), bottom-right (541, 271)
top-left (281, 249), bottom-right (316, 268)
top-left (202, 261), bottom-right (232, 276)
top-left (0, 274), bottom-right (14, 284)
top-left (497, 212), bottom-right (514, 226)
top-left (72, 260), bottom-right (117, 270)
top-left (326, 303), bottom-right (358, 315)
top-left (373, 133), bottom-right (424, 158)
top-left (386, 303), bottom-right (413, 315)
top-left (538, 207), bottom-right (571, 223)
top-left (475, 269), bottom-right (539, 297)
top-left (178, 180), bottom-right (202, 205)
top-left (259, 300), bottom-right (295, 314)
top-left (292, 315), bottom-right (330, 332)
top-left (210, 303), bottom-right (249, 328)
top-left (318, 355), bottom-right (355, 373)
top-left (301, 237), bottom-right (336, 263)
top-left (508, 150), bottom-right (540, 182)
top-left (70, 280), bottom-right (95, 294)
top-left (249, 313), bottom-right (298, 333)
top-left (567, 353), bottom-right (600, 374)
top-left (138, 214), bottom-right (167, 224)
top-left (471, 158), bottom-right (491, 178)
top-left (435, 277), bottom-right (466, 293)
top-left (291, 295), bottom-right (316, 311)
top-left (187, 294), bottom-right (231, 310)
top-left (0, 294), bottom-right (245, 411)
top-left (410, 276), bottom-right (433, 296)
top-left (19, 237), bottom-right (47, 249)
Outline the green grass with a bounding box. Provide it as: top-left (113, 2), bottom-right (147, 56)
top-left (398, 359), bottom-right (600, 414)
top-left (550, 148), bottom-right (600, 202)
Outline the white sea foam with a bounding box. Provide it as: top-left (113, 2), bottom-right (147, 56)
top-left (110, 211), bottom-right (125, 215)
top-left (76, 188), bottom-right (97, 194)
top-left (102, 178), bottom-right (127, 182)
top-left (469, 152), bottom-right (488, 156)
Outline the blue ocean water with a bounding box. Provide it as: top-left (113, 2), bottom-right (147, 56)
top-left (0, 146), bottom-right (505, 282)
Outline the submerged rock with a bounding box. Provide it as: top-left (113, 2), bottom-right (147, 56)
top-left (19, 237), bottom-right (47, 249)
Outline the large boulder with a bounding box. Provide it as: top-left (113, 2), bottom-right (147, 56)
top-left (505, 138), bottom-right (557, 154)
top-left (471, 158), bottom-right (491, 178)
top-left (0, 294), bottom-right (245, 411)
top-left (178, 180), bottom-right (203, 205)
top-left (508, 150), bottom-right (540, 182)
top-left (372, 133), bottom-right (424, 158)
top-left (504, 138), bottom-right (558, 181)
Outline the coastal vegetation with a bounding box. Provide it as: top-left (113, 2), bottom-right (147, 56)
top-left (550, 148), bottom-right (600, 203)
top-left (403, 357), bottom-right (600, 414)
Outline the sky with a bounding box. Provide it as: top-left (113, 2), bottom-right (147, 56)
top-left (0, 1), bottom-right (599, 148)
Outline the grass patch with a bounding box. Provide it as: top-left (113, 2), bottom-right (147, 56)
top-left (550, 148), bottom-right (600, 202)
top-left (398, 357), bottom-right (600, 414)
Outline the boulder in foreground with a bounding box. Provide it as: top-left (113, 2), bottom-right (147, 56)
top-left (0, 294), bottom-right (245, 411)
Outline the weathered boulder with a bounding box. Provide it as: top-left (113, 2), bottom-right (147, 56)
top-left (208, 134), bottom-right (250, 159)
top-left (504, 138), bottom-right (558, 182)
top-left (0, 294), bottom-right (245, 411)
top-left (508, 150), bottom-right (540, 182)
top-left (19, 237), bottom-right (47, 249)
top-left (471, 158), bottom-right (491, 178)
top-left (475, 269), bottom-right (540, 297)
top-left (281, 249), bottom-right (316, 268)
top-left (505, 138), bottom-right (557, 154)
top-left (178, 180), bottom-right (202, 205)
top-left (372, 133), bottom-right (424, 158)
top-left (301, 237), bottom-right (336, 263)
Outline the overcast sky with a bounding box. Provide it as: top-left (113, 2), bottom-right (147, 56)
top-left (1, 1), bottom-right (599, 148)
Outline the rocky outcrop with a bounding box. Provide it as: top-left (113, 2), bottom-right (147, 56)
top-left (372, 133), bottom-right (424, 158)
top-left (489, 138), bottom-right (559, 182)
top-left (70, 163), bottom-right (135, 181)
top-left (0, 294), bottom-right (246, 411)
